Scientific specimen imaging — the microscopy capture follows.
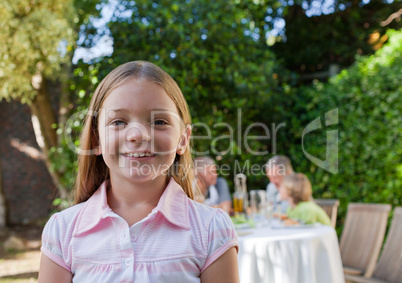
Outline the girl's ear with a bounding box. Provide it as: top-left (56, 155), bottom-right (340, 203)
top-left (94, 146), bottom-right (102, 156)
top-left (176, 124), bottom-right (192, 155)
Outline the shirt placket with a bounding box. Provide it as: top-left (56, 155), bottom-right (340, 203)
top-left (129, 210), bottom-right (158, 282)
top-left (119, 220), bottom-right (134, 282)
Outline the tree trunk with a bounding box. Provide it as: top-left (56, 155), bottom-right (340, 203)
top-left (29, 73), bottom-right (69, 199)
top-left (0, 156), bottom-right (7, 227)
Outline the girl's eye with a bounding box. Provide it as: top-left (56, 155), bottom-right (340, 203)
top-left (153, 120), bottom-right (167, 125)
top-left (112, 120), bottom-right (126, 126)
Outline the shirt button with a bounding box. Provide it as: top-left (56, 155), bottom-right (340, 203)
top-left (131, 234), bottom-right (138, 241)
top-left (125, 258), bottom-right (131, 265)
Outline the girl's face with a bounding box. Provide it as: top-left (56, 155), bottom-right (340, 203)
top-left (97, 78), bottom-right (190, 184)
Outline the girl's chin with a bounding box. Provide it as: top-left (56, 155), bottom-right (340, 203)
top-left (125, 169), bottom-right (169, 182)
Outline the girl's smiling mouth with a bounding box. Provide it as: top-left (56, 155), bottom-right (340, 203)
top-left (122, 152), bottom-right (156, 158)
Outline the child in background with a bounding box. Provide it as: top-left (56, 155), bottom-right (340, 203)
top-left (279, 173), bottom-right (331, 226)
top-left (38, 61), bottom-right (239, 282)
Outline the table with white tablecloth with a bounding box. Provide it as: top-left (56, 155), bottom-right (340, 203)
top-left (237, 224), bottom-right (345, 283)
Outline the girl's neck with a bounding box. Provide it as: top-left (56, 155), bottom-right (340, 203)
top-left (107, 174), bottom-right (168, 212)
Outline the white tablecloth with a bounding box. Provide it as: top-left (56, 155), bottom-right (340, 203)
top-left (237, 224), bottom-right (345, 283)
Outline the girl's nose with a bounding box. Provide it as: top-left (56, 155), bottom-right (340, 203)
top-left (125, 123), bottom-right (151, 143)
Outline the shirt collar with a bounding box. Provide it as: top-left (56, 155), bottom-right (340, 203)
top-left (154, 178), bottom-right (190, 230)
top-left (74, 180), bottom-right (111, 236)
top-left (75, 178), bottom-right (190, 236)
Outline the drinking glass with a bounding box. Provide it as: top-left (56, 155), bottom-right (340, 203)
top-left (265, 201), bottom-right (274, 226)
top-left (249, 190), bottom-right (267, 221)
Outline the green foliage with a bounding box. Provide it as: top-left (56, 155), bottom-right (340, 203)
top-left (52, 198), bottom-right (70, 210)
top-left (0, 0), bottom-right (104, 103)
top-left (0, 0), bottom-right (75, 103)
top-left (276, 29), bottom-right (402, 232)
top-left (49, 61), bottom-right (102, 189)
top-left (272, 1), bottom-right (402, 76)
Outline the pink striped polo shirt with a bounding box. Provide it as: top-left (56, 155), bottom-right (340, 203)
top-left (41, 178), bottom-right (239, 282)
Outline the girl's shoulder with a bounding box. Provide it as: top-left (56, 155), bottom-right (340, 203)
top-left (41, 202), bottom-right (89, 256)
top-left (188, 197), bottom-right (220, 217)
top-left (187, 200), bottom-right (239, 261)
top-left (44, 202), bottom-right (87, 233)
top-left (187, 198), bottom-right (234, 232)
top-left (53, 202), bottom-right (87, 221)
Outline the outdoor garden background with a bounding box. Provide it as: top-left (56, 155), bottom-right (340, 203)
top-left (0, 0), bottom-right (401, 280)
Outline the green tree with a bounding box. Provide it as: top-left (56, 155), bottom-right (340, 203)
top-left (0, 0), bottom-right (102, 198)
top-left (272, 0), bottom-right (402, 80)
top-left (277, 30), bottom-right (402, 232)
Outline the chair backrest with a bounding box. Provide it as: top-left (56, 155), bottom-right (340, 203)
top-left (314, 198), bottom-right (340, 227)
top-left (339, 203), bottom-right (391, 278)
top-left (371, 207), bottom-right (402, 283)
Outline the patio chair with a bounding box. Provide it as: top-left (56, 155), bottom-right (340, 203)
top-left (340, 203), bottom-right (391, 278)
top-left (314, 198), bottom-right (340, 227)
top-left (345, 207), bottom-right (402, 283)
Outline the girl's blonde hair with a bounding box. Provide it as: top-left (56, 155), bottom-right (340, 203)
top-left (282, 173), bottom-right (312, 205)
top-left (75, 61), bottom-right (194, 204)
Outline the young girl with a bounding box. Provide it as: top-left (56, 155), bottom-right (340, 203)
top-left (38, 61), bottom-right (239, 282)
top-left (279, 173), bottom-right (331, 226)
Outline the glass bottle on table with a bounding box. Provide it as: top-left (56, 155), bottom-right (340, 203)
top-left (233, 191), bottom-right (245, 215)
top-left (233, 174), bottom-right (248, 217)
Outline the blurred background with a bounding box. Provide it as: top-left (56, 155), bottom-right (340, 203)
top-left (0, 0), bottom-right (401, 279)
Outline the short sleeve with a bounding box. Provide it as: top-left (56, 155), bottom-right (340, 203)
top-left (41, 213), bottom-right (71, 272)
top-left (201, 209), bottom-right (239, 272)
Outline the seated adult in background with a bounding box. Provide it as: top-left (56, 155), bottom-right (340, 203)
top-left (194, 156), bottom-right (231, 213)
top-left (265, 155), bottom-right (294, 213)
top-left (279, 173), bottom-right (331, 225)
